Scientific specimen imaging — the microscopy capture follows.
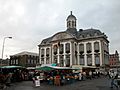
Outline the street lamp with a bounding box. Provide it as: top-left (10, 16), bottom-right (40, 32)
top-left (1, 37), bottom-right (12, 59)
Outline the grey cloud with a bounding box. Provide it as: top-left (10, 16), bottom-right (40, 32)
top-left (0, 0), bottom-right (120, 58)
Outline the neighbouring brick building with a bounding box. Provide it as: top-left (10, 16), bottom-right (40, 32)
top-left (0, 58), bottom-right (9, 66)
top-left (109, 50), bottom-right (119, 67)
top-left (10, 51), bottom-right (39, 67)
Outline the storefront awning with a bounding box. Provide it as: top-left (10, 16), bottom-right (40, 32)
top-left (1, 65), bottom-right (23, 69)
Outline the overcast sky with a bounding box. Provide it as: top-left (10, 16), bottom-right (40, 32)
top-left (0, 0), bottom-right (120, 59)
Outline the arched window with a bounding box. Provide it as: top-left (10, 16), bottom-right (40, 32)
top-left (67, 21), bottom-right (71, 28)
top-left (79, 44), bottom-right (84, 54)
top-left (65, 43), bottom-right (70, 53)
top-left (87, 34), bottom-right (91, 37)
top-left (41, 49), bottom-right (44, 57)
top-left (94, 32), bottom-right (98, 36)
top-left (72, 21), bottom-right (74, 28)
top-left (94, 42), bottom-right (99, 52)
top-left (59, 44), bottom-right (64, 54)
top-left (75, 21), bottom-right (76, 27)
top-left (53, 45), bottom-right (58, 55)
top-left (67, 22), bottom-right (69, 27)
top-left (86, 43), bottom-right (92, 53)
top-left (75, 43), bottom-right (77, 52)
top-left (46, 48), bottom-right (50, 56)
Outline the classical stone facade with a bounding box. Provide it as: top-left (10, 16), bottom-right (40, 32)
top-left (38, 11), bottom-right (109, 67)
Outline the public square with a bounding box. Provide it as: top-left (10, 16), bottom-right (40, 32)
top-left (0, 0), bottom-right (120, 90)
top-left (4, 77), bottom-right (119, 90)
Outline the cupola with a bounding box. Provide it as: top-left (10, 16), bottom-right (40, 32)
top-left (66, 11), bottom-right (77, 29)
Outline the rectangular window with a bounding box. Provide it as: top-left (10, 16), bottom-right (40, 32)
top-left (46, 57), bottom-right (49, 64)
top-left (13, 60), bottom-right (15, 64)
top-left (79, 56), bottom-right (84, 65)
top-left (41, 58), bottom-right (44, 64)
top-left (87, 55), bottom-right (92, 66)
top-left (60, 55), bottom-right (64, 67)
top-left (31, 59), bottom-right (33, 64)
top-left (34, 60), bottom-right (36, 64)
top-left (54, 56), bottom-right (57, 63)
top-left (16, 59), bottom-right (18, 64)
top-left (95, 56), bottom-right (100, 65)
top-left (11, 60), bottom-right (13, 65)
top-left (65, 55), bottom-right (70, 67)
top-left (94, 42), bottom-right (99, 52)
top-left (27, 59), bottom-right (31, 64)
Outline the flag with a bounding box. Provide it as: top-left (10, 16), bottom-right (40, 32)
top-left (58, 42), bottom-right (60, 47)
top-left (52, 42), bottom-right (60, 48)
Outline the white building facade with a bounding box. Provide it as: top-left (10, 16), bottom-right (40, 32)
top-left (38, 12), bottom-right (109, 68)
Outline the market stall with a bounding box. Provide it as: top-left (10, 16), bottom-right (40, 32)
top-left (35, 65), bottom-right (80, 86)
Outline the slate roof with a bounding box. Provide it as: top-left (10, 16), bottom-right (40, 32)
top-left (66, 28), bottom-right (78, 37)
top-left (77, 28), bottom-right (104, 39)
top-left (67, 14), bottom-right (77, 21)
top-left (11, 51), bottom-right (39, 56)
top-left (40, 37), bottom-right (52, 45)
top-left (40, 28), bottom-right (107, 45)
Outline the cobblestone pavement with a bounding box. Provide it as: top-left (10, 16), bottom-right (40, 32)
top-left (4, 77), bottom-right (120, 90)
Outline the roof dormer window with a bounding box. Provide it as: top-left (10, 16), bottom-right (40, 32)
top-left (94, 32), bottom-right (98, 36)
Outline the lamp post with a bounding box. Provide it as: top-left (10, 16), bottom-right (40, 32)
top-left (1, 37), bottom-right (12, 59)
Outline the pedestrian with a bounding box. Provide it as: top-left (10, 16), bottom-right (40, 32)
top-left (110, 71), bottom-right (119, 88)
top-left (79, 72), bottom-right (82, 81)
top-left (89, 71), bottom-right (92, 80)
top-left (5, 73), bottom-right (12, 87)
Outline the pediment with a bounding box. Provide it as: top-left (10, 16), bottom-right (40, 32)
top-left (51, 32), bottom-right (73, 41)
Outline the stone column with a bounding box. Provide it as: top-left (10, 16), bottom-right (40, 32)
top-left (44, 47), bottom-right (46, 64)
top-left (39, 47), bottom-right (41, 64)
top-left (99, 41), bottom-right (103, 66)
top-left (63, 43), bottom-right (66, 66)
top-left (70, 41), bottom-right (74, 66)
top-left (84, 42), bottom-right (87, 66)
top-left (92, 41), bottom-right (95, 66)
top-left (57, 46), bottom-right (60, 64)
top-left (50, 45), bottom-right (52, 64)
top-left (78, 43), bottom-right (80, 65)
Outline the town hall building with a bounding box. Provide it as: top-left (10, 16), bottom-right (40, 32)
top-left (38, 11), bottom-right (109, 68)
